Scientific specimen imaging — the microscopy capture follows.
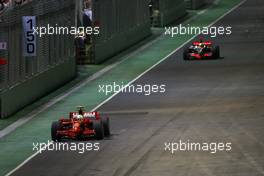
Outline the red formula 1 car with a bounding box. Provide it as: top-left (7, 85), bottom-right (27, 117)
top-left (183, 40), bottom-right (220, 60)
top-left (51, 106), bottom-right (110, 141)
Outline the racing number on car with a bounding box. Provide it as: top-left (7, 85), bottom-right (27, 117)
top-left (22, 16), bottom-right (36, 56)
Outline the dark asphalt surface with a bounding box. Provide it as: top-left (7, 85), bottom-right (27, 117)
top-left (13, 0), bottom-right (264, 175)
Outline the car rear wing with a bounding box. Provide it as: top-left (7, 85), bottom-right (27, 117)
top-left (192, 41), bottom-right (212, 46)
top-left (69, 111), bottom-right (99, 119)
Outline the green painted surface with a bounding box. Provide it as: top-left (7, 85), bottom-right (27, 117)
top-left (0, 0), bottom-right (243, 175)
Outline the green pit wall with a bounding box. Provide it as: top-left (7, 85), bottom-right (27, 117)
top-left (0, 0), bottom-right (76, 118)
top-left (159, 0), bottom-right (187, 26)
top-left (92, 0), bottom-right (151, 64)
top-left (0, 58), bottom-right (76, 118)
top-left (185, 0), bottom-right (207, 9)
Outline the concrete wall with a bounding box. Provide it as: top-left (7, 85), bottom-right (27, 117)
top-left (92, 0), bottom-right (151, 64)
top-left (0, 0), bottom-right (77, 118)
top-left (159, 0), bottom-right (187, 26)
top-left (94, 23), bottom-right (150, 64)
top-left (0, 58), bottom-right (76, 118)
top-left (185, 0), bottom-right (207, 10)
top-left (191, 0), bottom-right (206, 9)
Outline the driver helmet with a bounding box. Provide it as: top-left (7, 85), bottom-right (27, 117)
top-left (200, 43), bottom-right (205, 48)
top-left (77, 115), bottom-right (84, 119)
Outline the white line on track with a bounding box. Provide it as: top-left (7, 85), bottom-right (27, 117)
top-left (5, 0), bottom-right (247, 175)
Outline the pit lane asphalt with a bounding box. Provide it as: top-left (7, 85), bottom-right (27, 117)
top-left (12, 0), bottom-right (264, 175)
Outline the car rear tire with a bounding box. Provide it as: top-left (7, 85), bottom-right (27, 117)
top-left (183, 48), bottom-right (189, 60)
top-left (94, 120), bottom-right (104, 140)
top-left (51, 121), bottom-right (61, 142)
top-left (213, 46), bottom-right (220, 59)
top-left (102, 117), bottom-right (110, 137)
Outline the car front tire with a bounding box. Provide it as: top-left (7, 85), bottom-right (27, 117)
top-left (183, 48), bottom-right (190, 60)
top-left (94, 120), bottom-right (104, 140)
top-left (102, 117), bottom-right (110, 137)
top-left (51, 121), bottom-right (61, 142)
top-left (213, 46), bottom-right (220, 59)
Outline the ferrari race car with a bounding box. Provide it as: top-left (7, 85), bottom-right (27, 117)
top-left (51, 106), bottom-right (110, 141)
top-left (183, 40), bottom-right (220, 60)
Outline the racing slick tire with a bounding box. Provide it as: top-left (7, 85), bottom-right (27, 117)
top-left (94, 120), bottom-right (104, 140)
top-left (102, 117), bottom-right (110, 137)
top-left (0, 3), bottom-right (4, 11)
top-left (183, 48), bottom-right (190, 60)
top-left (51, 121), bottom-right (61, 142)
top-left (212, 46), bottom-right (220, 59)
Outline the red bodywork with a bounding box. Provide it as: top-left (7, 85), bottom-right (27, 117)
top-left (184, 40), bottom-right (219, 61)
top-left (192, 41), bottom-right (212, 46)
top-left (0, 58), bottom-right (7, 65)
top-left (57, 112), bottom-right (100, 139)
top-left (190, 52), bottom-right (213, 59)
top-left (188, 41), bottom-right (214, 59)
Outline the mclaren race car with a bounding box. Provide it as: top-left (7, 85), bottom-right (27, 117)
top-left (51, 106), bottom-right (110, 141)
top-left (183, 40), bottom-right (220, 60)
